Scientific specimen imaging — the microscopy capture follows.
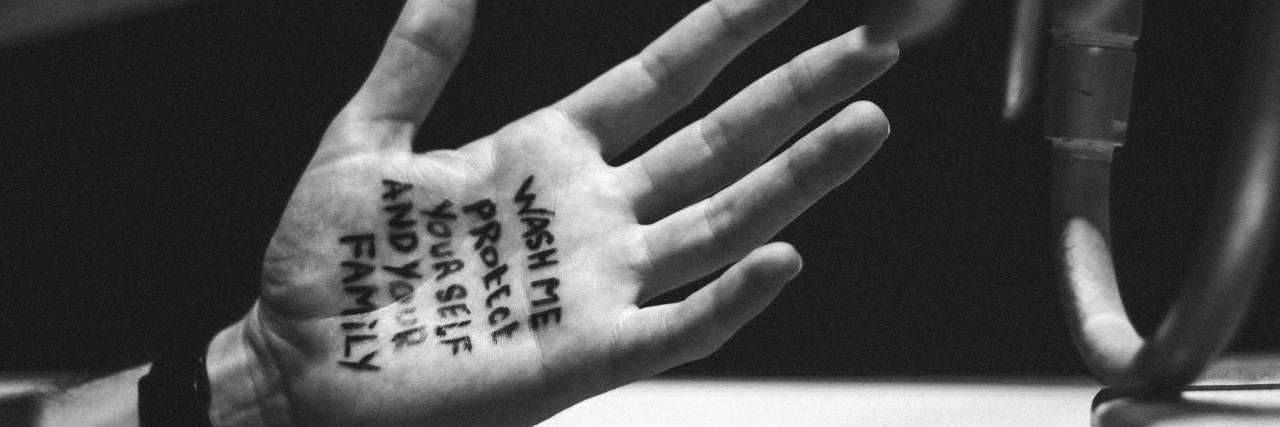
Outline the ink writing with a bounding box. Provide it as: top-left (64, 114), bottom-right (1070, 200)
top-left (516, 176), bottom-right (563, 331)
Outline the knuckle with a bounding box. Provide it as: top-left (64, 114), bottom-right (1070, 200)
top-left (782, 57), bottom-right (818, 109)
top-left (702, 196), bottom-right (747, 256)
top-left (628, 224), bottom-right (659, 283)
top-left (782, 156), bottom-right (824, 199)
top-left (636, 55), bottom-right (695, 107)
top-left (686, 340), bottom-right (723, 362)
top-left (676, 325), bottom-right (726, 362)
top-left (698, 119), bottom-right (752, 175)
top-left (706, 0), bottom-right (750, 41)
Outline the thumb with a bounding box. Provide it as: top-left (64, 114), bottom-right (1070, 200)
top-left (614, 242), bottom-right (803, 382)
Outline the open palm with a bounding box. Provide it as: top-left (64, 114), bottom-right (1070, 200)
top-left (208, 0), bottom-right (897, 425)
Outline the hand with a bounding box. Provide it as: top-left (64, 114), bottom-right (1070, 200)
top-left (208, 0), bottom-right (897, 425)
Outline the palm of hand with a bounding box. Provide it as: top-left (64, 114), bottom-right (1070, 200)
top-left (259, 112), bottom-right (659, 425)
top-left (232, 0), bottom-right (897, 425)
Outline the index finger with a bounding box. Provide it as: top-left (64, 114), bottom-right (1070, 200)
top-left (323, 0), bottom-right (476, 157)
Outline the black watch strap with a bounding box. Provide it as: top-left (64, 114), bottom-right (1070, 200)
top-left (138, 351), bottom-right (213, 426)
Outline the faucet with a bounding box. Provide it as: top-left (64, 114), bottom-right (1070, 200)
top-left (879, 0), bottom-right (1280, 392)
top-left (1049, 0), bottom-right (1280, 392)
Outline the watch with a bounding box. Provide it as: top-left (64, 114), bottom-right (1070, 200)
top-left (137, 351), bottom-right (213, 426)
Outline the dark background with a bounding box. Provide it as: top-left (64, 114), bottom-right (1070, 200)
top-left (2, 0), bottom-right (1276, 376)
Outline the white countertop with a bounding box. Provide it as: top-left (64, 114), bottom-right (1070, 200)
top-left (543, 377), bottom-right (1099, 426)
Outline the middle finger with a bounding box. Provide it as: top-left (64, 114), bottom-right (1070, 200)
top-left (617, 26), bottom-right (897, 223)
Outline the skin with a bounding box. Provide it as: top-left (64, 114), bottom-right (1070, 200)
top-left (202, 0), bottom-right (899, 425)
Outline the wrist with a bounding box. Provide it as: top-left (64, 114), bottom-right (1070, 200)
top-left (206, 301), bottom-right (292, 426)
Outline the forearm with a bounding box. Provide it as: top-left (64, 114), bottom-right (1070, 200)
top-left (13, 304), bottom-right (284, 427)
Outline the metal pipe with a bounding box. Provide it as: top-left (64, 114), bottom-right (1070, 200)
top-left (0, 0), bottom-right (200, 47)
top-left (863, 0), bottom-right (966, 46)
top-left (1052, 0), bottom-right (1280, 391)
top-left (1003, 0), bottom-right (1044, 121)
